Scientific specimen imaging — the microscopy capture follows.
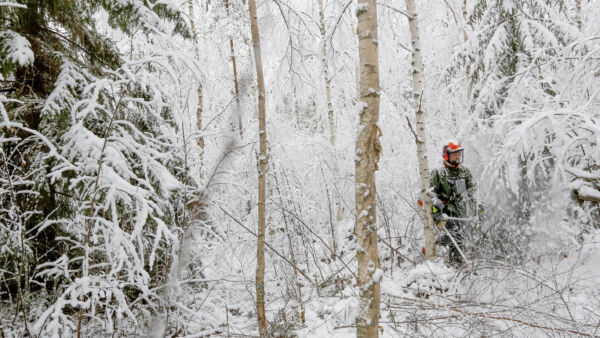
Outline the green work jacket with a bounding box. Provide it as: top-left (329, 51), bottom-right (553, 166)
top-left (430, 164), bottom-right (476, 217)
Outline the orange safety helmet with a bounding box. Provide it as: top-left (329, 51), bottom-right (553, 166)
top-left (443, 140), bottom-right (464, 168)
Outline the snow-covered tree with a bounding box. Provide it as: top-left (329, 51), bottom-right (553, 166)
top-left (454, 0), bottom-right (579, 118)
top-left (0, 1), bottom-right (214, 335)
top-left (355, 0), bottom-right (382, 335)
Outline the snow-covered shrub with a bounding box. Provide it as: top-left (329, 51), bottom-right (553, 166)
top-left (403, 261), bottom-right (454, 298)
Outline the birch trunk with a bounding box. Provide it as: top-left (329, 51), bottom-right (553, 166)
top-left (405, 0), bottom-right (436, 260)
top-left (462, 0), bottom-right (468, 42)
top-left (318, 0), bottom-right (335, 146)
top-left (355, 0), bottom-right (381, 336)
top-left (318, 0), bottom-right (343, 222)
top-left (463, 0), bottom-right (473, 102)
top-left (248, 0), bottom-right (268, 335)
top-left (225, 0), bottom-right (243, 136)
top-left (576, 0), bottom-right (582, 31)
top-left (187, 0), bottom-right (204, 161)
top-left (312, 100), bottom-right (318, 132)
top-left (353, 16), bottom-right (360, 105)
top-left (294, 86), bottom-right (300, 125)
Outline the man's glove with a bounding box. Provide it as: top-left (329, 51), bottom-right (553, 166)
top-left (417, 197), bottom-right (444, 221)
top-left (432, 198), bottom-right (444, 221)
top-left (477, 204), bottom-right (485, 221)
top-left (435, 219), bottom-right (446, 229)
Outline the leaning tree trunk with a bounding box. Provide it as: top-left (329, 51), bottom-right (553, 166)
top-left (248, 0), bottom-right (268, 336)
top-left (187, 0), bottom-right (205, 172)
top-left (225, 0), bottom-right (243, 136)
top-left (405, 0), bottom-right (436, 260)
top-left (355, 0), bottom-right (381, 336)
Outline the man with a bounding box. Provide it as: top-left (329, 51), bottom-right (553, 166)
top-left (430, 140), bottom-right (478, 265)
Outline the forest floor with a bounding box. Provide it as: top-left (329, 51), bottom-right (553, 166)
top-left (292, 231), bottom-right (600, 337)
top-left (3, 227), bottom-right (597, 337)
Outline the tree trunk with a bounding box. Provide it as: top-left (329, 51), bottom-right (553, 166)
top-left (318, 0), bottom-right (335, 146)
top-left (463, 0), bottom-right (473, 103)
top-left (353, 13), bottom-right (360, 105)
top-left (355, 0), bottom-right (381, 337)
top-left (247, 41), bottom-right (259, 120)
top-left (294, 86), bottom-right (300, 125)
top-left (317, 0), bottom-right (343, 222)
top-left (225, 0), bottom-right (243, 136)
top-left (187, 0), bottom-right (205, 165)
top-left (462, 0), bottom-right (468, 42)
top-left (576, 0), bottom-right (582, 31)
top-left (405, 0), bottom-right (436, 260)
top-left (248, 0), bottom-right (267, 336)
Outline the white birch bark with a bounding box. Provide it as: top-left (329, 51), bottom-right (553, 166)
top-left (187, 0), bottom-right (204, 163)
top-left (248, 0), bottom-right (267, 335)
top-left (463, 0), bottom-right (474, 101)
top-left (225, 0), bottom-right (243, 136)
top-left (355, 0), bottom-right (381, 336)
top-left (318, 0), bottom-right (335, 146)
top-left (405, 0), bottom-right (436, 260)
top-left (576, 0), bottom-right (582, 31)
top-left (294, 86), bottom-right (300, 125)
top-left (317, 0), bottom-right (343, 222)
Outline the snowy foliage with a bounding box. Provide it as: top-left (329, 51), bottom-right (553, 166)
top-left (0, 31), bottom-right (33, 75)
top-left (31, 59), bottom-right (194, 335)
top-left (451, 0), bottom-right (579, 118)
top-left (457, 2), bottom-right (600, 260)
top-left (1, 0), bottom-right (600, 336)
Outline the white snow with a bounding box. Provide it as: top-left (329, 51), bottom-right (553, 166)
top-left (0, 31), bottom-right (34, 66)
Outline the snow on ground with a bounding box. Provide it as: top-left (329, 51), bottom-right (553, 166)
top-left (290, 231), bottom-right (600, 337)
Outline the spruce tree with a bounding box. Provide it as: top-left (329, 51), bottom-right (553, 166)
top-left (1, 1), bottom-right (197, 335)
top-left (449, 0), bottom-right (579, 260)
top-left (456, 0), bottom-right (575, 118)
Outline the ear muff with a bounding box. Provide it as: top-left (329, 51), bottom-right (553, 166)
top-left (442, 145), bottom-right (450, 161)
top-left (443, 142), bottom-right (463, 168)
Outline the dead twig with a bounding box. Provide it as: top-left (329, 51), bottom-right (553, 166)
top-left (213, 202), bottom-right (315, 285)
top-left (405, 116), bottom-right (418, 141)
top-left (268, 199), bottom-right (359, 281)
top-left (383, 293), bottom-right (596, 337)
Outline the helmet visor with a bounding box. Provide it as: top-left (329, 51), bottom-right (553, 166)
top-left (447, 149), bottom-right (463, 165)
